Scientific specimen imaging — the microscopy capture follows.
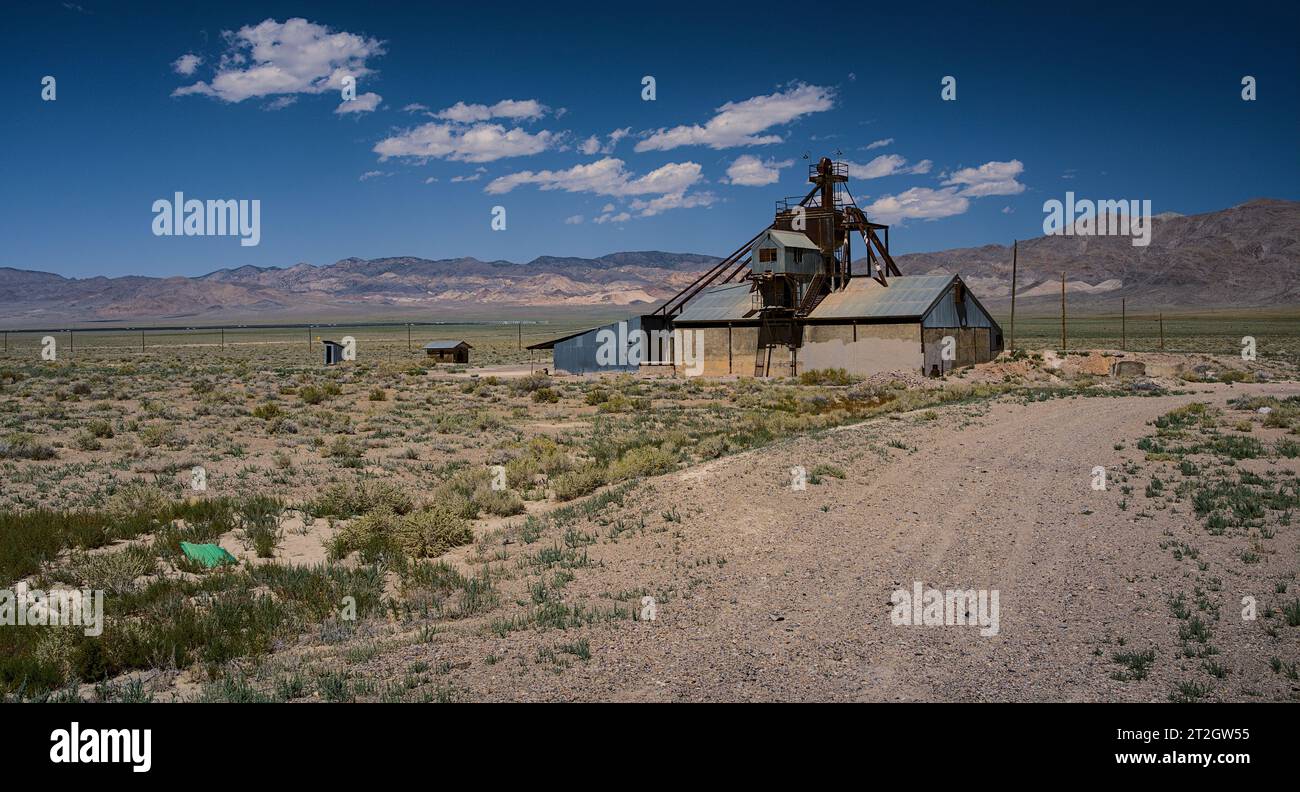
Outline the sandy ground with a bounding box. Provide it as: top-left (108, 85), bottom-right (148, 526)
top-left (310, 381), bottom-right (1298, 702)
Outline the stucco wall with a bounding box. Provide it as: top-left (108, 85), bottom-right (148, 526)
top-left (673, 321), bottom-right (923, 377)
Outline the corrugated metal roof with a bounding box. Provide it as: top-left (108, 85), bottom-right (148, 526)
top-left (672, 282), bottom-right (754, 323)
top-left (812, 275), bottom-right (954, 320)
top-left (423, 340), bottom-right (472, 349)
top-left (767, 230), bottom-right (820, 249)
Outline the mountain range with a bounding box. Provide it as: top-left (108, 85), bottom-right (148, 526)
top-left (1, 199), bottom-right (1296, 325)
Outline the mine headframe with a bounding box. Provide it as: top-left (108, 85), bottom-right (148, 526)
top-left (653, 155), bottom-right (902, 323)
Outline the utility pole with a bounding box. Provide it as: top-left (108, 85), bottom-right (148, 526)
top-left (1009, 240), bottom-right (1018, 354)
top-left (407, 323), bottom-right (411, 353)
top-left (1060, 272), bottom-right (1067, 351)
top-left (141, 330), bottom-right (145, 353)
top-left (220, 327), bottom-right (224, 349)
top-left (517, 321), bottom-right (522, 350)
top-left (69, 329), bottom-right (73, 357)
top-left (1121, 298), bottom-right (1126, 351)
top-left (1159, 313), bottom-right (1165, 350)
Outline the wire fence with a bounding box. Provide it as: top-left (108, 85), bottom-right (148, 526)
top-left (1001, 311), bottom-right (1300, 365)
top-left (0, 321), bottom-right (593, 367)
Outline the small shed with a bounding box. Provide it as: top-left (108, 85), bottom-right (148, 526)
top-left (753, 229), bottom-right (822, 276)
top-left (424, 340), bottom-right (472, 364)
top-left (321, 339), bottom-right (346, 366)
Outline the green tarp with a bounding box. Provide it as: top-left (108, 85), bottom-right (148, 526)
top-left (179, 542), bottom-right (237, 568)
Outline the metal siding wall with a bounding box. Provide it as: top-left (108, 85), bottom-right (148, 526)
top-left (922, 284), bottom-right (992, 329)
top-left (552, 318), bottom-right (642, 374)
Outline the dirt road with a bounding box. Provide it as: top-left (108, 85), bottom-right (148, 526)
top-left (346, 383), bottom-right (1300, 701)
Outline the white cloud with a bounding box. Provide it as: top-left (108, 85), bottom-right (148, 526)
top-left (434, 99), bottom-right (548, 123)
top-left (374, 122), bottom-right (555, 163)
top-left (862, 186), bottom-right (969, 224)
top-left (172, 18), bottom-right (385, 104)
top-left (846, 154), bottom-right (933, 180)
top-left (172, 53), bottom-right (203, 76)
top-left (335, 91), bottom-right (381, 114)
top-left (487, 158), bottom-right (712, 221)
top-left (635, 83), bottom-right (833, 152)
top-left (941, 159), bottom-right (1025, 197)
top-left (358, 170), bottom-right (388, 181)
top-left (484, 157), bottom-right (702, 197)
top-left (423, 176), bottom-right (438, 184)
top-left (450, 172), bottom-right (482, 183)
top-left (580, 127), bottom-right (632, 156)
top-left (723, 154), bottom-right (793, 186)
top-left (628, 191), bottom-right (717, 217)
top-left (402, 103), bottom-right (428, 113)
top-left (865, 137), bottom-right (893, 150)
top-left (564, 215), bottom-right (584, 224)
top-left (264, 96), bottom-right (297, 111)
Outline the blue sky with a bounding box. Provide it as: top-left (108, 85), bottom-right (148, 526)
top-left (3, 0), bottom-right (1297, 278)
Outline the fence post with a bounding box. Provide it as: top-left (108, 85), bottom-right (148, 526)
top-left (1159, 313), bottom-right (1164, 350)
top-left (1121, 298), bottom-right (1126, 351)
top-left (1009, 241), bottom-right (1017, 354)
top-left (1060, 272), bottom-right (1066, 351)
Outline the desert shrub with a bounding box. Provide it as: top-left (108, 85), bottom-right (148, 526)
top-left (74, 431), bottom-right (102, 451)
top-left (799, 368), bottom-right (853, 386)
top-left (504, 455), bottom-right (539, 489)
top-left (695, 434), bottom-right (731, 460)
top-left (66, 545), bottom-right (155, 595)
top-left (509, 372), bottom-right (552, 395)
top-left (532, 387), bottom-right (559, 404)
top-left (139, 423), bottom-right (184, 449)
top-left (368, 388), bottom-right (387, 401)
top-left (551, 464), bottom-right (607, 501)
top-left (252, 402), bottom-right (282, 420)
top-left (306, 480), bottom-right (414, 518)
top-left (105, 483), bottom-right (170, 519)
top-left (473, 484), bottom-right (525, 517)
top-left (326, 435), bottom-right (364, 461)
top-left (609, 444), bottom-right (677, 481)
top-left (300, 385), bottom-right (326, 405)
top-left (238, 496), bottom-right (284, 558)
top-left (331, 505), bottom-right (472, 561)
top-left (0, 433), bottom-right (56, 461)
top-left (85, 419), bottom-right (114, 439)
top-left (585, 388), bottom-right (609, 405)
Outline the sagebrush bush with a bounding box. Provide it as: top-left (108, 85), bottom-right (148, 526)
top-left (331, 505), bottom-right (472, 561)
top-left (609, 444), bottom-right (677, 481)
top-left (0, 433), bottom-right (56, 461)
top-left (551, 464), bottom-right (607, 501)
top-left (799, 367), bottom-right (853, 386)
top-left (307, 480), bottom-right (413, 518)
top-left (105, 483), bottom-right (169, 519)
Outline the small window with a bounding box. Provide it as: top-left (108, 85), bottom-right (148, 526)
top-left (758, 247), bottom-right (776, 263)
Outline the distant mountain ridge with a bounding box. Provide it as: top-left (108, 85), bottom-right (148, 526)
top-left (1, 200), bottom-right (1297, 324)
top-left (887, 198), bottom-right (1300, 311)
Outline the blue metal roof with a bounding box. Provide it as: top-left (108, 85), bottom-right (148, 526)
top-left (672, 282), bottom-right (754, 323)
